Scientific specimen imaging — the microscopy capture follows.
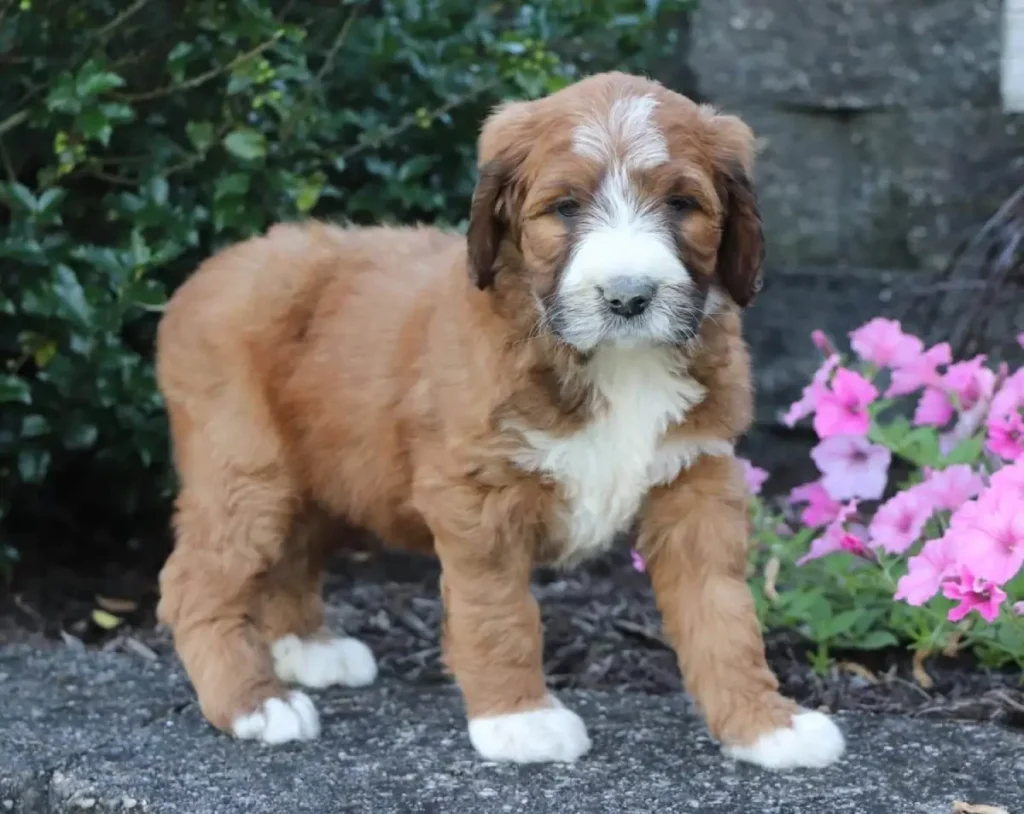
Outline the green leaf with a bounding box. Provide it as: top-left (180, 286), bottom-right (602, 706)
top-left (21, 415), bottom-right (50, 437)
top-left (126, 278), bottom-right (166, 311)
top-left (223, 129), bottom-right (267, 160)
top-left (817, 608), bottom-right (864, 640)
top-left (941, 434), bottom-right (985, 466)
top-left (53, 265), bottom-right (91, 324)
top-left (898, 426), bottom-right (942, 467)
top-left (4, 183), bottom-right (37, 214)
top-left (186, 121), bottom-right (215, 153)
top-left (215, 173), bottom-right (250, 199)
top-left (33, 340), bottom-right (58, 368)
top-left (397, 155), bottom-right (434, 183)
top-left (62, 420), bottom-right (98, 450)
top-left (851, 630), bottom-right (899, 650)
top-left (45, 75), bottom-right (80, 113)
top-left (130, 229), bottom-right (151, 265)
top-left (167, 42), bottom-right (193, 63)
top-left (36, 187), bottom-right (66, 214)
top-left (100, 102), bottom-right (134, 124)
top-left (79, 107), bottom-right (112, 145)
top-left (76, 68), bottom-right (125, 97)
top-left (0, 375), bottom-right (31, 405)
top-left (293, 173), bottom-right (325, 213)
top-left (147, 176), bottom-right (169, 206)
top-left (18, 448), bottom-right (51, 484)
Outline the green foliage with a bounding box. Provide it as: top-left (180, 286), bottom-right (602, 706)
top-left (0, 0), bottom-right (694, 561)
top-left (750, 512), bottom-right (1024, 672)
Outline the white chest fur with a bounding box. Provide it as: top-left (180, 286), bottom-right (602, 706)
top-left (512, 346), bottom-right (718, 565)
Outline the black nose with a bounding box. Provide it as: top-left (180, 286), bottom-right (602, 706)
top-left (599, 277), bottom-right (657, 318)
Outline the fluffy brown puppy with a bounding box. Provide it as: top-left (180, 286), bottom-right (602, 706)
top-left (155, 71), bottom-right (845, 769)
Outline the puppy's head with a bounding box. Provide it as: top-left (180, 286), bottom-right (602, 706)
top-left (467, 72), bottom-right (764, 352)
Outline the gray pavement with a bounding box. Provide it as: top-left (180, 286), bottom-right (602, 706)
top-left (2, 642), bottom-right (1023, 813)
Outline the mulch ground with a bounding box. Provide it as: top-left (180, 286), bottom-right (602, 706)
top-left (2, 540), bottom-right (1023, 731)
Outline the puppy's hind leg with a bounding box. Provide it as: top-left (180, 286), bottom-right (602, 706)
top-left (260, 512), bottom-right (378, 691)
top-left (157, 407), bottom-right (320, 746)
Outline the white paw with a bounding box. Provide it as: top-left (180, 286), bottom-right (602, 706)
top-left (722, 710), bottom-right (845, 770)
top-left (271, 634), bottom-right (378, 689)
top-left (232, 691), bottom-right (321, 745)
top-left (467, 697), bottom-right (592, 764)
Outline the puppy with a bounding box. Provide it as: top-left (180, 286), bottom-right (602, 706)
top-left (155, 71), bottom-right (845, 769)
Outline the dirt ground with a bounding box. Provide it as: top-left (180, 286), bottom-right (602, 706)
top-left (3, 540), bottom-right (1023, 731)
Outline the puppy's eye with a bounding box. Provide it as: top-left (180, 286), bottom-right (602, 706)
top-left (554, 198), bottom-right (582, 219)
top-left (666, 196), bottom-right (699, 215)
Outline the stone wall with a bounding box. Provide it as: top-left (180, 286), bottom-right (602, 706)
top-left (683, 0), bottom-right (1024, 485)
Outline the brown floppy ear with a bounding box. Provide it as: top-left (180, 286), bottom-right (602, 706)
top-left (716, 162), bottom-right (765, 308)
top-left (466, 101), bottom-right (531, 290)
top-left (467, 160), bottom-right (513, 289)
top-left (702, 107), bottom-right (765, 308)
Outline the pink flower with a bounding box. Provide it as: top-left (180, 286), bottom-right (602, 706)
top-left (886, 342), bottom-right (951, 398)
top-left (945, 356), bottom-right (995, 413)
top-left (986, 369), bottom-right (1024, 461)
top-left (868, 487), bottom-right (935, 554)
top-left (740, 458), bottom-right (769, 495)
top-left (941, 566), bottom-right (1007, 623)
top-left (939, 394), bottom-right (991, 456)
top-left (811, 329), bottom-right (836, 356)
top-left (788, 480), bottom-right (843, 527)
top-left (631, 550), bottom-right (645, 572)
top-left (895, 535), bottom-right (957, 605)
top-left (987, 414), bottom-right (1024, 461)
top-left (810, 434), bottom-right (891, 501)
top-left (914, 386), bottom-right (954, 427)
top-left (1018, 332), bottom-right (1024, 350)
top-left (797, 501), bottom-right (859, 565)
top-left (989, 368), bottom-right (1024, 418)
top-left (783, 353), bottom-right (840, 427)
top-left (849, 318), bottom-right (924, 369)
top-left (988, 460), bottom-right (1024, 501)
top-left (920, 464), bottom-right (985, 513)
top-left (838, 531), bottom-right (872, 559)
top-left (948, 490), bottom-right (1024, 585)
top-left (1014, 601), bottom-right (1024, 616)
top-left (813, 369), bottom-right (879, 438)
top-left (914, 356), bottom-right (995, 428)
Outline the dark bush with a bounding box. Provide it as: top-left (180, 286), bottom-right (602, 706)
top-left (0, 0), bottom-right (695, 570)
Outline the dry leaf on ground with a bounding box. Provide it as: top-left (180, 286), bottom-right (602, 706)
top-left (96, 596), bottom-right (139, 614)
top-left (912, 649), bottom-right (935, 689)
top-left (952, 801), bottom-right (1010, 814)
top-left (91, 609), bottom-right (123, 630)
top-left (838, 661), bottom-right (878, 683)
top-left (762, 557), bottom-right (780, 601)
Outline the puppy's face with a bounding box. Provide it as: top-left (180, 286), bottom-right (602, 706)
top-left (467, 72), bottom-right (764, 353)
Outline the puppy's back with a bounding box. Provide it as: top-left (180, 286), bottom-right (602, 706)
top-left (156, 221), bottom-right (459, 401)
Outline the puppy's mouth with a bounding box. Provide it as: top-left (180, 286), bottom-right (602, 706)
top-left (543, 282), bottom-right (706, 352)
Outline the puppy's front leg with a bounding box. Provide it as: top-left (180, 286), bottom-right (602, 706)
top-left (422, 480), bottom-right (591, 764)
top-left (639, 453), bottom-right (845, 770)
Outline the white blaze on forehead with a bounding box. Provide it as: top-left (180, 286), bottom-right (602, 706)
top-left (556, 92), bottom-right (697, 350)
top-left (571, 94), bottom-right (669, 170)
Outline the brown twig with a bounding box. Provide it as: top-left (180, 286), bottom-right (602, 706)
top-left (0, 136), bottom-right (15, 183)
top-left (317, 8), bottom-right (359, 82)
top-left (0, 109), bottom-right (28, 139)
top-left (336, 79), bottom-right (500, 163)
top-left (115, 37), bottom-right (281, 102)
top-left (96, 0), bottom-right (152, 40)
top-left (278, 8), bottom-right (359, 142)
